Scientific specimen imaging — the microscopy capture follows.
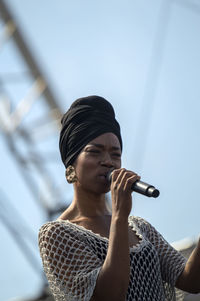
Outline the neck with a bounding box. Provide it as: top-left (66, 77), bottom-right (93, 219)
top-left (69, 187), bottom-right (111, 218)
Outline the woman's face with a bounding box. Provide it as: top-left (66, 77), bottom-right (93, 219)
top-left (73, 132), bottom-right (122, 194)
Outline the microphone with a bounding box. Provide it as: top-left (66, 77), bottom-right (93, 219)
top-left (107, 171), bottom-right (160, 198)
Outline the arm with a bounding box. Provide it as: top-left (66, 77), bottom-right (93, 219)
top-left (92, 216), bottom-right (130, 301)
top-left (137, 218), bottom-right (187, 291)
top-left (39, 221), bottom-right (102, 301)
top-left (92, 169), bottom-right (140, 301)
top-left (176, 238), bottom-right (200, 294)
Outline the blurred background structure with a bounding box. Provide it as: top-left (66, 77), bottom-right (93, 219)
top-left (0, 0), bottom-right (200, 300)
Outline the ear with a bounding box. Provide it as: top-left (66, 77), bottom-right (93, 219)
top-left (65, 165), bottom-right (77, 184)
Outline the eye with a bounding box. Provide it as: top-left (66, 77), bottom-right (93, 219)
top-left (87, 149), bottom-right (100, 153)
top-left (112, 153), bottom-right (121, 157)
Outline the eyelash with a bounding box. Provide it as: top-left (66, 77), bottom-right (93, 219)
top-left (88, 150), bottom-right (100, 153)
top-left (88, 150), bottom-right (121, 157)
top-left (112, 153), bottom-right (121, 157)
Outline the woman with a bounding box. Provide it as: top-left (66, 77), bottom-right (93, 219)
top-left (39, 95), bottom-right (200, 301)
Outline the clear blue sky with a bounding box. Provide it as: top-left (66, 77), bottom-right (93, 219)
top-left (0, 0), bottom-right (200, 300)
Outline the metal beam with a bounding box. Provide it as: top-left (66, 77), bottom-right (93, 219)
top-left (0, 0), bottom-right (63, 115)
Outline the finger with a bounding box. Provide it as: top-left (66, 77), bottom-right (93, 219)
top-left (123, 174), bottom-right (141, 191)
top-left (112, 168), bottom-right (133, 187)
top-left (113, 169), bottom-right (138, 190)
top-left (111, 168), bottom-right (125, 184)
top-left (118, 170), bottom-right (139, 190)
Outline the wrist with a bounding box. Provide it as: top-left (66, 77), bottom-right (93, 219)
top-left (112, 209), bottom-right (129, 219)
top-left (111, 214), bottom-right (129, 226)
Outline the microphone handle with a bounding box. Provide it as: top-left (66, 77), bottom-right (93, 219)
top-left (131, 180), bottom-right (160, 198)
top-left (107, 171), bottom-right (160, 198)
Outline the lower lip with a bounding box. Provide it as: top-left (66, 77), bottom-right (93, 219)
top-left (98, 175), bottom-right (109, 183)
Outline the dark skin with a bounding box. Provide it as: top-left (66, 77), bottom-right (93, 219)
top-left (59, 132), bottom-right (141, 247)
top-left (59, 132), bottom-right (200, 300)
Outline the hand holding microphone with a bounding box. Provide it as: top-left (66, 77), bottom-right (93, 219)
top-left (107, 169), bottom-right (160, 198)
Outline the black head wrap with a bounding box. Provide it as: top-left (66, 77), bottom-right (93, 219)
top-left (59, 95), bottom-right (122, 168)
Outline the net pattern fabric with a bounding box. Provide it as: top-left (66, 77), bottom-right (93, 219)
top-left (38, 216), bottom-right (186, 301)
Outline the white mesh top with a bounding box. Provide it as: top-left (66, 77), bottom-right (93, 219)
top-left (38, 216), bottom-right (187, 301)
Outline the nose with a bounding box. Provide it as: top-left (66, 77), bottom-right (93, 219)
top-left (100, 152), bottom-right (114, 168)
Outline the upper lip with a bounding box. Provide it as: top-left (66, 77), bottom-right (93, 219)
top-left (99, 170), bottom-right (113, 178)
top-left (99, 173), bottom-right (108, 177)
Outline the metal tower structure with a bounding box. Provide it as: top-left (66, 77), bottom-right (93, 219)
top-left (0, 0), bottom-right (67, 217)
top-left (0, 0), bottom-right (69, 299)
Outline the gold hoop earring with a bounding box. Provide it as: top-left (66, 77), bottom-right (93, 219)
top-left (65, 165), bottom-right (77, 183)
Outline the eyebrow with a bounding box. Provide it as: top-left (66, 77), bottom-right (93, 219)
top-left (87, 143), bottom-right (121, 151)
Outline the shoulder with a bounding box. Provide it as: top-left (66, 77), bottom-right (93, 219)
top-left (129, 215), bottom-right (151, 228)
top-left (39, 220), bottom-right (68, 235)
top-left (38, 220), bottom-right (91, 261)
top-left (129, 215), bottom-right (158, 237)
top-left (38, 219), bottom-right (82, 244)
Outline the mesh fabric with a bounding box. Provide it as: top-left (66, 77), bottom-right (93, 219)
top-left (38, 216), bottom-right (186, 301)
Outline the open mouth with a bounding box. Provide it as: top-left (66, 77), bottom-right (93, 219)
top-left (99, 174), bottom-right (107, 179)
top-left (98, 174), bottom-right (111, 185)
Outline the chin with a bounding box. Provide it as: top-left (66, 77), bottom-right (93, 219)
top-left (82, 182), bottom-right (110, 195)
top-left (97, 185), bottom-right (110, 194)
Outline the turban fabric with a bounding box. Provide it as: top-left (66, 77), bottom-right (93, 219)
top-left (59, 95), bottom-right (122, 168)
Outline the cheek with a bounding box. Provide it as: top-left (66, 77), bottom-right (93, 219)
top-left (118, 158), bottom-right (122, 167)
top-left (74, 157), bottom-right (96, 179)
top-left (114, 158), bottom-right (121, 169)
